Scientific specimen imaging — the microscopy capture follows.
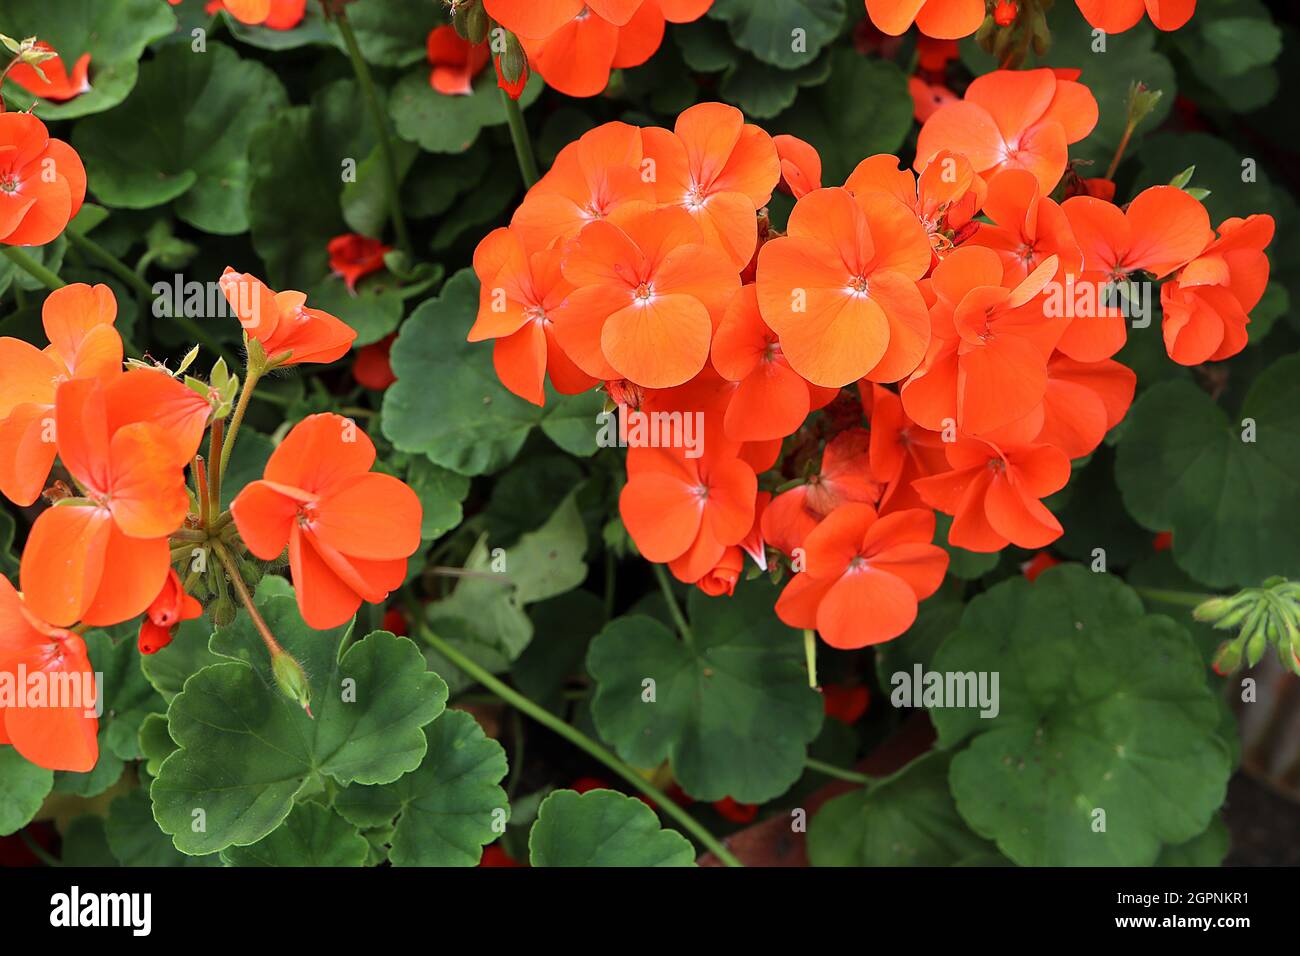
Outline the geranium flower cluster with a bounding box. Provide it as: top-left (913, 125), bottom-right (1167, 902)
top-left (468, 74), bottom-right (1274, 655)
top-left (0, 147), bottom-right (423, 770)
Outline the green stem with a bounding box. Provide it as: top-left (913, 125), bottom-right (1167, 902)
top-left (1132, 586), bottom-right (1217, 609)
top-left (2, 246), bottom-right (64, 289)
top-left (207, 418), bottom-right (224, 521)
top-left (803, 629), bottom-right (818, 689)
top-left (213, 541), bottom-right (282, 656)
top-left (334, 8), bottom-right (411, 255)
top-left (414, 610), bottom-right (742, 867)
top-left (653, 562), bottom-right (694, 648)
top-left (499, 89), bottom-right (540, 189)
top-left (805, 757), bottom-right (872, 786)
top-left (219, 364), bottom-right (262, 479)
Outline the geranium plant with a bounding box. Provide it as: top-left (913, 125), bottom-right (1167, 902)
top-left (0, 0), bottom-right (1296, 873)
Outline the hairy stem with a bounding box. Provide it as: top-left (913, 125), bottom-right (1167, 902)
top-left (499, 89), bottom-right (540, 189)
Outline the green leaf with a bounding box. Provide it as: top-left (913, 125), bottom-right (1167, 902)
top-left (673, 20), bottom-right (740, 73)
top-left (340, 0), bottom-right (443, 67)
top-left (775, 50), bottom-right (911, 185)
top-left (406, 457), bottom-right (471, 540)
top-left (528, 789), bottom-right (695, 866)
top-left (505, 491), bottom-right (590, 605)
top-left (61, 816), bottom-right (118, 867)
top-left (719, 54), bottom-right (832, 120)
top-left (0, 508), bottom-right (17, 577)
top-left (139, 616), bottom-right (223, 702)
top-left (151, 580), bottom-right (448, 854)
top-left (931, 565), bottom-right (1231, 866)
top-left (707, 0), bottom-right (846, 69)
top-left (1115, 354), bottom-right (1300, 587)
top-left (513, 590), bottom-right (607, 715)
top-left (137, 713), bottom-right (177, 779)
top-left (389, 68), bottom-right (544, 154)
top-left (106, 789), bottom-right (218, 867)
top-left (1156, 814), bottom-right (1230, 866)
top-left (220, 5), bottom-right (335, 51)
top-left (874, 592), bottom-right (964, 690)
top-left (335, 709), bottom-right (509, 866)
top-left (383, 269), bottom-right (606, 476)
top-left (0, 746), bottom-right (53, 836)
top-left (222, 801), bottom-right (370, 867)
top-left (247, 80), bottom-right (373, 289)
top-left (0, 0), bottom-right (177, 119)
top-left (72, 42), bottom-right (289, 233)
top-left (587, 578), bottom-right (823, 803)
top-left (808, 752), bottom-right (998, 866)
top-left (305, 275), bottom-right (404, 347)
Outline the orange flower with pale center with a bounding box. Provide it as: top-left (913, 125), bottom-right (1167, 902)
top-left (219, 267), bottom-right (357, 366)
top-left (0, 112), bottom-right (87, 247)
top-left (231, 413), bottom-right (423, 630)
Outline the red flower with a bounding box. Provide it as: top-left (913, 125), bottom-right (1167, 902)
top-left (327, 233), bottom-right (391, 292)
top-left (427, 26), bottom-right (490, 95)
top-left (352, 334), bottom-right (397, 390)
top-left (138, 568), bottom-right (203, 655)
top-left (822, 684), bottom-right (870, 724)
top-left (713, 797), bottom-right (759, 824)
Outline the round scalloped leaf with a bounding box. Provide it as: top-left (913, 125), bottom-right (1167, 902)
top-left (707, 0), bottom-right (845, 69)
top-left (389, 68), bottom-right (544, 154)
top-left (339, 0), bottom-right (444, 67)
top-left (0, 747), bottom-right (53, 836)
top-left (1156, 815), bottom-right (1230, 867)
top-left (220, 5), bottom-right (335, 51)
top-left (807, 752), bottom-right (999, 866)
top-left (140, 617), bottom-right (223, 703)
top-left (529, 789), bottom-right (696, 866)
top-left (0, 0), bottom-right (177, 119)
top-left (150, 580), bottom-right (447, 855)
top-left (1115, 354), bottom-right (1300, 587)
top-left (222, 801), bottom-right (369, 867)
top-left (72, 42), bottom-right (288, 234)
top-left (931, 565), bottom-right (1231, 867)
top-left (335, 709), bottom-right (509, 866)
top-left (587, 578), bottom-right (823, 803)
top-left (106, 789), bottom-right (218, 867)
top-left (383, 269), bottom-right (606, 475)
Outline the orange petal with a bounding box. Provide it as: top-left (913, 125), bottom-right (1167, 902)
top-left (19, 504), bottom-right (112, 627)
top-left (313, 473), bottom-right (422, 561)
top-left (264, 412), bottom-right (376, 496)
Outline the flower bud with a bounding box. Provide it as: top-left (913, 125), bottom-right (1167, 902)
top-left (210, 594), bottom-right (236, 628)
top-left (272, 648), bottom-right (313, 717)
top-left (1211, 640), bottom-right (1243, 676)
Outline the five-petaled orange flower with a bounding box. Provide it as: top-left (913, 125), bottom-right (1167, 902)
top-left (0, 112), bottom-right (87, 247)
top-left (0, 283), bottom-right (121, 506)
top-left (756, 186), bottom-right (932, 388)
top-left (231, 413), bottom-right (423, 630)
top-left (470, 225), bottom-right (598, 405)
top-left (642, 102), bottom-right (780, 270)
top-left (0, 576), bottom-right (99, 772)
top-left (20, 372), bottom-right (208, 628)
top-left (553, 204), bottom-right (738, 388)
top-left (761, 429), bottom-right (881, 557)
top-left (619, 442), bottom-right (757, 584)
top-left (219, 267), bottom-right (357, 366)
top-left (775, 504), bottom-right (948, 648)
top-left (916, 68), bottom-right (1098, 195)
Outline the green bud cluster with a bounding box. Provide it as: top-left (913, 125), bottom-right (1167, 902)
top-left (1194, 577), bottom-right (1300, 676)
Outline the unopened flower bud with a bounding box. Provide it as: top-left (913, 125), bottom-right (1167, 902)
top-left (272, 648), bottom-right (313, 717)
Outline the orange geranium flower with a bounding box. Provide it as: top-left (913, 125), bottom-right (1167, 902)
top-left (867, 384), bottom-right (948, 514)
top-left (518, 2), bottom-right (666, 98)
top-left (695, 546), bottom-right (744, 597)
top-left (865, 0), bottom-right (986, 38)
top-left (469, 225), bottom-right (598, 405)
top-left (0, 283), bottom-right (121, 505)
top-left (1074, 0), bottom-right (1195, 33)
top-left (900, 245), bottom-right (1066, 436)
top-left (19, 377), bottom-right (195, 627)
top-left (219, 267), bottom-right (357, 366)
top-left (913, 437), bottom-right (1070, 551)
top-left (214, 0), bottom-right (272, 24)
top-left (642, 102), bottom-right (780, 269)
top-left (553, 204), bottom-right (738, 388)
top-left (511, 122), bottom-right (656, 250)
top-left (327, 233), bottom-right (391, 291)
top-left (773, 135), bottom-right (821, 200)
top-left (915, 68), bottom-right (1098, 195)
top-left (231, 413), bottom-right (423, 630)
top-left (1036, 353), bottom-right (1135, 459)
top-left (137, 568), bottom-right (203, 655)
top-left (711, 285), bottom-right (837, 442)
top-left (619, 443), bottom-right (757, 584)
top-left (775, 504), bottom-right (948, 648)
top-left (756, 187), bottom-right (931, 387)
top-left (845, 150), bottom-right (986, 265)
top-left (970, 168), bottom-right (1081, 284)
top-left (1059, 185), bottom-right (1213, 362)
top-left (0, 112), bottom-right (86, 247)
top-left (761, 429), bottom-right (881, 557)
top-left (6, 42), bottom-right (91, 102)
top-left (0, 577), bottom-right (98, 772)
top-left (1160, 214), bottom-right (1274, 365)
top-left (427, 25), bottom-right (489, 95)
